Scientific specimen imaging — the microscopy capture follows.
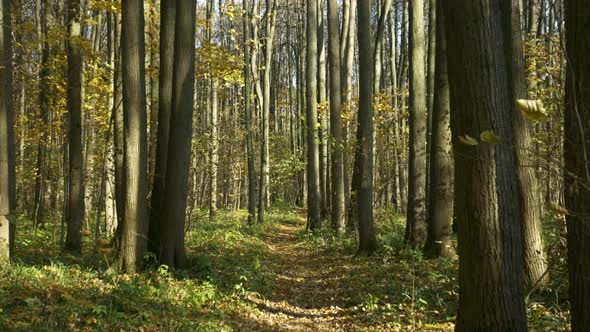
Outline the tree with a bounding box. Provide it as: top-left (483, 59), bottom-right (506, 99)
top-left (306, 0), bottom-right (321, 231)
top-left (404, 0), bottom-right (427, 248)
top-left (423, 0), bottom-right (452, 258)
top-left (32, 0), bottom-right (49, 228)
top-left (157, 0), bottom-right (196, 268)
top-left (564, 0), bottom-right (590, 329)
top-left (341, 0), bottom-right (355, 231)
top-left (118, 0), bottom-right (149, 273)
top-left (209, 78), bottom-right (219, 219)
top-left (243, 0), bottom-right (256, 225)
top-left (327, 0), bottom-right (345, 232)
top-left (501, 0), bottom-right (547, 289)
top-left (0, 0), bottom-right (15, 262)
top-left (356, 0), bottom-right (376, 254)
top-left (148, 0), bottom-right (175, 254)
top-left (444, 0), bottom-right (528, 329)
top-left (64, 0), bottom-right (84, 253)
top-left (257, 0), bottom-right (277, 223)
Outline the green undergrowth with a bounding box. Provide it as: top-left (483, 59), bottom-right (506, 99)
top-left (0, 210), bottom-right (282, 331)
top-left (0, 208), bottom-right (571, 331)
top-left (298, 208), bottom-right (570, 330)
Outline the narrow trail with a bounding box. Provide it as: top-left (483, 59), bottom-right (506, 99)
top-left (242, 215), bottom-right (368, 331)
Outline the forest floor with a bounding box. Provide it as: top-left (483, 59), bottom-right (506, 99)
top-left (0, 209), bottom-right (570, 331)
top-left (235, 211), bottom-right (456, 331)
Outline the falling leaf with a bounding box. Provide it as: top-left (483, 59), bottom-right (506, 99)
top-left (547, 202), bottom-right (570, 216)
top-left (516, 99), bottom-right (548, 121)
top-left (459, 135), bottom-right (478, 146)
top-left (480, 130), bottom-right (498, 144)
top-left (95, 238), bottom-right (110, 248)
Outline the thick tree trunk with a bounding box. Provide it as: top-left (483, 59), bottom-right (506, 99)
top-left (118, 0), bottom-right (148, 273)
top-left (0, 0), bottom-right (15, 261)
top-left (157, 0), bottom-right (196, 268)
top-left (148, 0), bottom-right (175, 253)
top-left (423, 0), bottom-right (453, 258)
top-left (306, 0), bottom-right (321, 231)
top-left (564, 1), bottom-right (590, 330)
top-left (405, 0), bottom-right (428, 248)
top-left (64, 0), bottom-right (85, 252)
top-left (501, 0), bottom-right (547, 289)
top-left (444, 1), bottom-right (527, 330)
top-left (356, 0), bottom-right (376, 254)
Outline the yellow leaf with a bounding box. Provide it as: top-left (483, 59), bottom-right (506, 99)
top-left (547, 202), bottom-right (570, 216)
top-left (480, 130), bottom-right (498, 144)
top-left (459, 134), bottom-right (479, 146)
top-left (516, 99), bottom-right (548, 121)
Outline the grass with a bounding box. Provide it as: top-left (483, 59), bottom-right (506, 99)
top-left (0, 208), bottom-right (570, 331)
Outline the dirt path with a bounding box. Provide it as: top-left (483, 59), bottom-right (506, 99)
top-left (242, 215), bottom-right (365, 331)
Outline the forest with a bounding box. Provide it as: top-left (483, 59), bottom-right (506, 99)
top-left (0, 0), bottom-right (588, 330)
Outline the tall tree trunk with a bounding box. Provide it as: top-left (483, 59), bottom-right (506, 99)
top-left (306, 0), bottom-right (321, 231)
top-left (112, 11), bottom-right (125, 241)
top-left (564, 1), bottom-right (590, 330)
top-left (425, 0), bottom-right (436, 217)
top-left (317, 1), bottom-right (329, 220)
top-left (501, 0), bottom-right (547, 289)
top-left (374, 0), bottom-right (393, 93)
top-left (405, 0), bottom-right (428, 248)
top-left (118, 0), bottom-right (148, 273)
top-left (32, 0), bottom-right (49, 228)
top-left (209, 79), bottom-right (219, 219)
top-left (0, 0), bottom-right (15, 261)
top-left (158, 0), bottom-right (196, 268)
top-left (243, 0), bottom-right (256, 224)
top-left (356, 0), bottom-right (376, 254)
top-left (148, 0), bottom-right (175, 253)
top-left (423, 0), bottom-right (452, 258)
top-left (327, 0), bottom-right (345, 232)
top-left (341, 0), bottom-right (355, 231)
top-left (258, 0), bottom-right (276, 223)
top-left (444, 1), bottom-right (527, 329)
top-left (64, 0), bottom-right (84, 252)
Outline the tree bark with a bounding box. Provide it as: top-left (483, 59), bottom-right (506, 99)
top-left (306, 0), bottom-right (321, 231)
top-left (444, 1), bottom-right (528, 330)
top-left (157, 0), bottom-right (196, 268)
top-left (64, 0), bottom-right (84, 252)
top-left (244, 0), bottom-right (256, 224)
top-left (356, 0), bottom-right (376, 254)
top-left (118, 0), bottom-right (148, 273)
top-left (405, 0), bottom-right (428, 248)
top-left (148, 0), bottom-right (175, 253)
top-left (112, 10), bottom-right (125, 242)
top-left (317, 1), bottom-right (329, 220)
top-left (423, 0), bottom-right (453, 258)
top-left (32, 0), bottom-right (49, 228)
top-left (0, 0), bottom-right (15, 261)
top-left (327, 0), bottom-right (345, 233)
top-left (564, 1), bottom-right (590, 330)
top-left (257, 0), bottom-right (276, 223)
top-left (209, 79), bottom-right (219, 219)
top-left (501, 0), bottom-right (547, 289)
